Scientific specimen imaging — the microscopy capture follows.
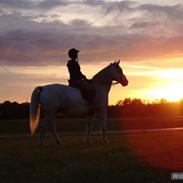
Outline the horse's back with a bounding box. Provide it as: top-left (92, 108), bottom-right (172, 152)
top-left (40, 84), bottom-right (86, 110)
top-left (42, 84), bottom-right (68, 95)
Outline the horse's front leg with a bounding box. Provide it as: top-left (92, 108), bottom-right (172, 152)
top-left (98, 108), bottom-right (107, 143)
top-left (85, 116), bottom-right (93, 144)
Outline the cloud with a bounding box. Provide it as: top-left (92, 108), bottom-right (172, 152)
top-left (0, 0), bottom-right (135, 10)
top-left (38, 0), bottom-right (70, 9)
top-left (104, 0), bottom-right (137, 14)
top-left (139, 4), bottom-right (183, 21)
top-left (0, 0), bottom-right (72, 10)
top-left (0, 1), bottom-right (182, 66)
top-left (0, 0), bottom-right (35, 9)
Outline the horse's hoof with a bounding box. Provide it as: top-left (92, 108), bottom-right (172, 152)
top-left (57, 142), bottom-right (64, 146)
top-left (85, 139), bottom-right (91, 144)
top-left (102, 139), bottom-right (109, 144)
top-left (57, 141), bottom-right (64, 146)
top-left (38, 143), bottom-right (44, 146)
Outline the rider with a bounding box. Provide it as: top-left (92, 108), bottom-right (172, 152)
top-left (67, 48), bottom-right (95, 105)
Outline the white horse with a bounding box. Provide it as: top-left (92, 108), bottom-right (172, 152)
top-left (30, 60), bottom-right (128, 145)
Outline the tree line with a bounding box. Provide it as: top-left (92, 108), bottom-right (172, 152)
top-left (0, 99), bottom-right (183, 119)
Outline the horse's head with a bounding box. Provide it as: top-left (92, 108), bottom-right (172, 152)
top-left (111, 60), bottom-right (128, 86)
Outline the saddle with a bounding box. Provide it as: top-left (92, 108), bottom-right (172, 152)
top-left (68, 79), bottom-right (96, 105)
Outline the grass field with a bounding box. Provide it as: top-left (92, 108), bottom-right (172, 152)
top-left (0, 117), bottom-right (183, 182)
top-left (1, 116), bottom-right (183, 135)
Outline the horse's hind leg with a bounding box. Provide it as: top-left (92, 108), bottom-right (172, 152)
top-left (39, 127), bottom-right (45, 146)
top-left (51, 119), bottom-right (63, 145)
top-left (39, 113), bottom-right (63, 145)
top-left (86, 116), bottom-right (93, 144)
top-left (39, 118), bottom-right (47, 146)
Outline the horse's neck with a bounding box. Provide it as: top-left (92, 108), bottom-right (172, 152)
top-left (92, 65), bottom-right (113, 93)
top-left (93, 65), bottom-right (113, 82)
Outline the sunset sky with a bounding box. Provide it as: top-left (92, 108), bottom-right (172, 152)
top-left (0, 0), bottom-right (183, 105)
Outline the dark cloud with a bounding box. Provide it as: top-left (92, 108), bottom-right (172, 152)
top-left (1, 27), bottom-right (182, 66)
top-left (130, 21), bottom-right (156, 29)
top-left (39, 0), bottom-right (136, 12)
top-left (84, 0), bottom-right (105, 6)
top-left (139, 4), bottom-right (183, 21)
top-left (0, 0), bottom-right (136, 11)
top-left (0, 0), bottom-right (101, 10)
top-left (129, 4), bottom-right (183, 40)
top-left (37, 0), bottom-right (68, 9)
top-left (0, 0), bottom-right (66, 9)
top-left (0, 0), bottom-right (35, 9)
top-left (104, 1), bottom-right (136, 14)
top-left (0, 1), bottom-right (183, 66)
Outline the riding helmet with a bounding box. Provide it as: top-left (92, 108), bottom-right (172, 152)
top-left (68, 48), bottom-right (79, 59)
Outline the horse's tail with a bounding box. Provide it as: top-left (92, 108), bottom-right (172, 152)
top-left (30, 86), bottom-right (42, 136)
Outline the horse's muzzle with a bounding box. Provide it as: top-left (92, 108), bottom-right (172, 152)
top-left (121, 76), bottom-right (128, 86)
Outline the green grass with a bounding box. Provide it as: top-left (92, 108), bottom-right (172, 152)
top-left (0, 118), bottom-right (122, 135)
top-left (0, 136), bottom-right (171, 183)
top-left (1, 116), bottom-right (183, 135)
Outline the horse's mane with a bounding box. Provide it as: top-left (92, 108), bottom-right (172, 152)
top-left (92, 64), bottom-right (113, 82)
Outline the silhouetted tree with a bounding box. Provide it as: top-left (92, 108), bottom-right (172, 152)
top-left (0, 98), bottom-right (182, 119)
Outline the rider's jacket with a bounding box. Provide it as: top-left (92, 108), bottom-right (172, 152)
top-left (67, 59), bottom-right (86, 81)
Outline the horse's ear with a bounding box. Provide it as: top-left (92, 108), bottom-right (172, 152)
top-left (113, 60), bottom-right (117, 64)
top-left (117, 60), bottom-right (120, 65)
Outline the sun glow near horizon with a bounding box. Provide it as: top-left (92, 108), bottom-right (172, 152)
top-left (109, 63), bottom-right (183, 104)
top-left (147, 69), bottom-right (183, 102)
top-left (0, 0), bottom-right (183, 105)
top-left (1, 59), bottom-right (183, 105)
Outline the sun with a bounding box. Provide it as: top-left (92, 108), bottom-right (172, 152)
top-left (148, 68), bottom-right (183, 102)
top-left (150, 83), bottom-right (183, 102)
